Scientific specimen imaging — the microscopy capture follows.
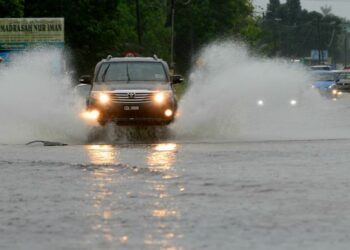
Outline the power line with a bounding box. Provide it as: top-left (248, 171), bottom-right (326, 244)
top-left (304, 0), bottom-right (350, 2)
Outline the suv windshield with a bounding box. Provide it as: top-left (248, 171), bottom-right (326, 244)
top-left (97, 62), bottom-right (167, 82)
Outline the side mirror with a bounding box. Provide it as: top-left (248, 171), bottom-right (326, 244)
top-left (79, 75), bottom-right (92, 85)
top-left (74, 83), bottom-right (92, 99)
top-left (172, 75), bottom-right (184, 84)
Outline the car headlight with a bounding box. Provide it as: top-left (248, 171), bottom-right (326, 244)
top-left (98, 93), bottom-right (110, 104)
top-left (154, 92), bottom-right (169, 104)
top-left (91, 92), bottom-right (111, 105)
top-left (290, 99), bottom-right (298, 106)
top-left (257, 100), bottom-right (264, 106)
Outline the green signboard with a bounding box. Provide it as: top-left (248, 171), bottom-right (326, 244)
top-left (0, 18), bottom-right (64, 50)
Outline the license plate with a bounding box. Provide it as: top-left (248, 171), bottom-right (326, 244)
top-left (124, 106), bottom-right (139, 111)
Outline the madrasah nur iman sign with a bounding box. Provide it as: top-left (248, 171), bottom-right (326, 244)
top-left (0, 18), bottom-right (64, 50)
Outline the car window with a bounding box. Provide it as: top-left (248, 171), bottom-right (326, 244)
top-left (96, 63), bottom-right (112, 81)
top-left (338, 73), bottom-right (350, 80)
top-left (97, 62), bottom-right (167, 82)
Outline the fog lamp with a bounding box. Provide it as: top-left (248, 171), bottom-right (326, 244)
top-left (81, 109), bottom-right (100, 120)
top-left (164, 109), bottom-right (173, 117)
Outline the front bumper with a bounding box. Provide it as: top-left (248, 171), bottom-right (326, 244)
top-left (335, 85), bottom-right (350, 93)
top-left (88, 101), bottom-right (176, 126)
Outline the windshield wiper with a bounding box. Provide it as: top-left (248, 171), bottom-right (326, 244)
top-left (101, 64), bottom-right (110, 82)
top-left (126, 63), bottom-right (131, 82)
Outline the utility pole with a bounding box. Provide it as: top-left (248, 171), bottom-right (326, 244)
top-left (169, 0), bottom-right (190, 71)
top-left (170, 0), bottom-right (175, 70)
top-left (345, 33), bottom-right (348, 68)
top-left (317, 17), bottom-right (322, 64)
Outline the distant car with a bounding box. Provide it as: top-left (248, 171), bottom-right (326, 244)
top-left (78, 55), bottom-right (183, 126)
top-left (312, 70), bottom-right (341, 98)
top-left (254, 86), bottom-right (302, 108)
top-left (335, 71), bottom-right (350, 93)
top-left (255, 98), bottom-right (299, 108)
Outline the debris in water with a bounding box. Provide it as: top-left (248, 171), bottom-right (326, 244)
top-left (26, 140), bottom-right (68, 146)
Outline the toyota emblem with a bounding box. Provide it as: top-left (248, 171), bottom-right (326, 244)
top-left (128, 92), bottom-right (136, 99)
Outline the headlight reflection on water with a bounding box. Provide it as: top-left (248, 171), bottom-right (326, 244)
top-left (148, 143), bottom-right (177, 173)
top-left (86, 145), bottom-right (117, 165)
top-left (145, 143), bottom-right (184, 249)
top-left (84, 145), bottom-right (125, 244)
top-left (154, 143), bottom-right (177, 152)
top-left (83, 143), bottom-right (184, 249)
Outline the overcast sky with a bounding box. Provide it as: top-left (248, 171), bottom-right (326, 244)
top-left (253, 0), bottom-right (350, 20)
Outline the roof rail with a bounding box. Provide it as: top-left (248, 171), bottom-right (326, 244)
top-left (153, 54), bottom-right (158, 60)
top-left (106, 55), bottom-right (113, 60)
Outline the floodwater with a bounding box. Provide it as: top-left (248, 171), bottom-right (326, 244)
top-left (2, 44), bottom-right (350, 249)
top-left (2, 139), bottom-right (350, 250)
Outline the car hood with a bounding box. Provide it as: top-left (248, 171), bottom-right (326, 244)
top-left (313, 80), bottom-right (334, 90)
top-left (92, 81), bottom-right (171, 92)
top-left (337, 79), bottom-right (350, 84)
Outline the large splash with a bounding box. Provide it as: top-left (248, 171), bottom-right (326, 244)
top-left (2, 44), bottom-right (350, 145)
top-left (172, 41), bottom-right (350, 141)
top-left (0, 48), bottom-right (90, 144)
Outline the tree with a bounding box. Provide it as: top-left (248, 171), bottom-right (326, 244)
top-left (320, 5), bottom-right (332, 17)
top-left (0, 0), bottom-right (24, 17)
top-left (266, 0), bottom-right (280, 20)
top-left (259, 0), bottom-right (343, 63)
top-left (285, 0), bottom-right (301, 24)
top-left (20, 0), bottom-right (260, 75)
top-left (24, 0), bottom-right (121, 73)
top-left (173, 0), bottom-right (260, 72)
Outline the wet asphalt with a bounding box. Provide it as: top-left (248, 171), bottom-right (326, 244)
top-left (1, 139), bottom-right (350, 249)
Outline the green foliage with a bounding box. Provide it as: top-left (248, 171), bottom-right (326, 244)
top-left (137, 0), bottom-right (171, 61)
top-left (174, 0), bottom-right (260, 72)
top-left (17, 0), bottom-right (260, 74)
top-left (0, 0), bottom-right (24, 17)
top-left (285, 0), bottom-right (301, 23)
top-left (260, 0), bottom-right (343, 62)
top-left (266, 0), bottom-right (280, 20)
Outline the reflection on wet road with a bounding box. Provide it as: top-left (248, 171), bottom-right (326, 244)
top-left (85, 145), bottom-right (118, 246)
top-left (87, 145), bottom-right (118, 165)
top-left (3, 140), bottom-right (350, 249)
top-left (84, 143), bottom-right (183, 249)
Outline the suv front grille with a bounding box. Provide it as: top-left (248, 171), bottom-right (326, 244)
top-left (110, 92), bottom-right (153, 104)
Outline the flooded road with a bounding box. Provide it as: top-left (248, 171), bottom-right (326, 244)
top-left (2, 45), bottom-right (350, 249)
top-left (2, 139), bottom-right (350, 249)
